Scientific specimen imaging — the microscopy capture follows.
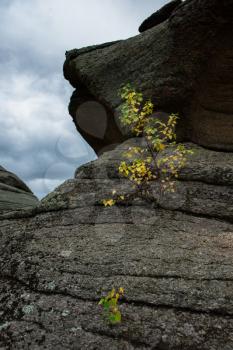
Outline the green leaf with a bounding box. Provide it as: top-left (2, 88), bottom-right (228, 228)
top-left (103, 302), bottom-right (110, 311)
top-left (109, 311), bottom-right (121, 324)
top-left (114, 311), bottom-right (121, 323)
top-left (109, 298), bottom-right (117, 307)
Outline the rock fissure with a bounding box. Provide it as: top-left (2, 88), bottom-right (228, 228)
top-left (0, 275), bottom-right (98, 304)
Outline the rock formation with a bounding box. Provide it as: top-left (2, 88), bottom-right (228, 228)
top-left (1, 0), bottom-right (233, 348)
top-left (64, 0), bottom-right (233, 154)
top-left (138, 0), bottom-right (182, 33)
top-left (0, 166), bottom-right (38, 213)
top-left (1, 139), bottom-right (233, 349)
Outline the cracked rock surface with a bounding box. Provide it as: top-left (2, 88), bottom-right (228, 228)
top-left (1, 140), bottom-right (233, 349)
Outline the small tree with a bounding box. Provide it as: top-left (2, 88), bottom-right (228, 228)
top-left (102, 84), bottom-right (193, 206)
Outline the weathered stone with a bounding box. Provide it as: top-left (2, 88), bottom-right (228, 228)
top-left (41, 139), bottom-right (233, 221)
top-left (1, 204), bottom-right (233, 349)
top-left (1, 1), bottom-right (233, 346)
top-left (0, 166), bottom-right (39, 212)
top-left (1, 140), bottom-right (233, 348)
top-left (64, 0), bottom-right (233, 153)
top-left (138, 0), bottom-right (182, 33)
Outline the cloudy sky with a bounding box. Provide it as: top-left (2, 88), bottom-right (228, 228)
top-left (0, 0), bottom-right (166, 199)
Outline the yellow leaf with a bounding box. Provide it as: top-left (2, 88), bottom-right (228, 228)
top-left (119, 287), bottom-right (124, 294)
top-left (103, 199), bottom-right (116, 207)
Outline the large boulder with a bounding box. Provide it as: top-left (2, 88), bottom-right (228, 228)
top-left (64, 0), bottom-right (233, 154)
top-left (1, 141), bottom-right (233, 349)
top-left (0, 166), bottom-right (38, 213)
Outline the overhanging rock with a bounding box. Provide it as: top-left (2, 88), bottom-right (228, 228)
top-left (64, 0), bottom-right (233, 154)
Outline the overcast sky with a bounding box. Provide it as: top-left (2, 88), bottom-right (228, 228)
top-left (0, 0), bottom-right (166, 199)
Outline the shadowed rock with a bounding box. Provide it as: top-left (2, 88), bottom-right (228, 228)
top-left (0, 166), bottom-right (39, 212)
top-left (64, 0), bottom-right (233, 154)
top-left (139, 0), bottom-right (182, 33)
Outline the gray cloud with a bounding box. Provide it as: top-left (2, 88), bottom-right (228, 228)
top-left (0, 0), bottom-right (165, 199)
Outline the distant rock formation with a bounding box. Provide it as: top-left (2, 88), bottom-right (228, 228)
top-left (0, 166), bottom-right (38, 213)
top-left (139, 0), bottom-right (182, 33)
top-left (1, 140), bottom-right (233, 348)
top-left (64, 0), bottom-right (233, 154)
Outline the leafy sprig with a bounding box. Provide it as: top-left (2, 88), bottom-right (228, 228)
top-left (99, 288), bottom-right (124, 324)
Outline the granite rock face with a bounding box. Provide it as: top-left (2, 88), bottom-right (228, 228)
top-left (0, 166), bottom-right (38, 213)
top-left (1, 141), bottom-right (233, 349)
top-left (64, 0), bottom-right (233, 154)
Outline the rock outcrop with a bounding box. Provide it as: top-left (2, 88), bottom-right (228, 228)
top-left (64, 0), bottom-right (233, 154)
top-left (1, 0), bottom-right (233, 348)
top-left (1, 140), bottom-right (233, 349)
top-left (138, 0), bottom-right (182, 33)
top-left (0, 166), bottom-right (38, 213)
